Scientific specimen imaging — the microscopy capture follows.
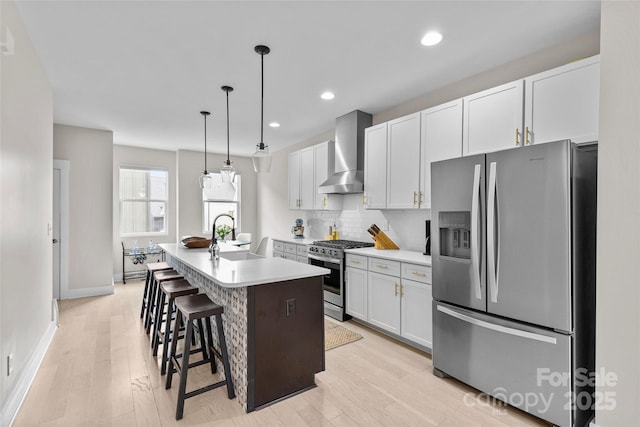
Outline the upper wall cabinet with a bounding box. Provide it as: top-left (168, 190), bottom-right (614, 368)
top-left (288, 146), bottom-right (314, 210)
top-left (387, 112), bottom-right (422, 209)
top-left (363, 123), bottom-right (388, 209)
top-left (421, 99), bottom-right (464, 209)
top-left (463, 55), bottom-right (600, 156)
top-left (313, 141), bottom-right (343, 210)
top-left (524, 55), bottom-right (600, 145)
top-left (463, 80), bottom-right (525, 156)
top-left (289, 141), bottom-right (343, 211)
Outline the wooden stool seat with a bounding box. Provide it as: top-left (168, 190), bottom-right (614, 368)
top-left (166, 294), bottom-right (235, 420)
top-left (146, 269), bottom-right (183, 334)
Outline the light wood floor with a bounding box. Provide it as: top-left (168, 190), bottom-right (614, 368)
top-left (14, 279), bottom-right (546, 426)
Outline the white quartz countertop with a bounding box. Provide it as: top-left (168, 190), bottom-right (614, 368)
top-left (345, 247), bottom-right (432, 266)
top-left (272, 237), bottom-right (316, 245)
top-left (160, 243), bottom-right (330, 288)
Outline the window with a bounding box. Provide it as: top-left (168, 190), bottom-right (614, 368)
top-left (120, 167), bottom-right (168, 235)
top-left (203, 173), bottom-right (241, 234)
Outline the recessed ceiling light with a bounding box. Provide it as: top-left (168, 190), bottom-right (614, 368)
top-left (421, 31), bottom-right (443, 47)
top-left (321, 91), bottom-right (335, 100)
top-left (269, 122), bottom-right (280, 128)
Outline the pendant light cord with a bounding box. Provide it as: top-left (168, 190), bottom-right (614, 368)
top-left (260, 51), bottom-right (264, 148)
top-left (203, 113), bottom-right (208, 172)
top-left (226, 90), bottom-right (230, 164)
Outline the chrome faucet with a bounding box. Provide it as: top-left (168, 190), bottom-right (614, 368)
top-left (209, 213), bottom-right (236, 259)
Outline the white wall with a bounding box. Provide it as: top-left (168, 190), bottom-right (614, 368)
top-left (177, 150), bottom-right (258, 249)
top-left (53, 124), bottom-right (113, 297)
top-left (112, 145), bottom-right (177, 279)
top-left (256, 31), bottom-right (600, 249)
top-left (0, 1), bottom-right (54, 423)
top-left (595, 2), bottom-right (640, 425)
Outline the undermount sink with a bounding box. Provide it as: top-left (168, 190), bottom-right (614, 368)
top-left (219, 251), bottom-right (263, 261)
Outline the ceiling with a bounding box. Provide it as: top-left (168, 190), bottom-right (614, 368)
top-left (16, 1), bottom-right (601, 158)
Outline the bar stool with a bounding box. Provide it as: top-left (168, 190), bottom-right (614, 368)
top-left (166, 294), bottom-right (235, 420)
top-left (151, 278), bottom-right (199, 375)
top-left (145, 269), bottom-right (183, 334)
top-left (140, 262), bottom-right (171, 321)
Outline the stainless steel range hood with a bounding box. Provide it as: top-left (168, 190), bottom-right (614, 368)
top-left (318, 110), bottom-right (372, 194)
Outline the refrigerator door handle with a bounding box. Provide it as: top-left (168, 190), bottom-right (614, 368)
top-left (487, 161), bottom-right (499, 303)
top-left (470, 164), bottom-right (482, 300)
top-left (437, 305), bottom-right (557, 345)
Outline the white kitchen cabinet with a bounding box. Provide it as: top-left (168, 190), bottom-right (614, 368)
top-left (386, 112), bottom-right (422, 209)
top-left (346, 254), bottom-right (368, 321)
top-left (524, 55), bottom-right (600, 145)
top-left (272, 239), bottom-right (308, 263)
top-left (421, 99), bottom-right (463, 209)
top-left (363, 122), bottom-right (388, 209)
top-left (367, 270), bottom-right (401, 335)
top-left (313, 141), bottom-right (343, 210)
top-left (288, 147), bottom-right (314, 210)
top-left (400, 261), bottom-right (432, 349)
top-left (463, 80), bottom-right (525, 156)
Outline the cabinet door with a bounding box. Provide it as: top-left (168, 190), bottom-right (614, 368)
top-left (314, 141), bottom-right (343, 210)
top-left (364, 123), bottom-right (388, 209)
top-left (288, 151), bottom-right (300, 209)
top-left (400, 279), bottom-right (432, 349)
top-left (386, 113), bottom-right (421, 209)
top-left (463, 80), bottom-right (524, 156)
top-left (367, 271), bottom-right (400, 334)
top-left (346, 267), bottom-right (368, 320)
top-left (421, 99), bottom-right (463, 209)
top-left (299, 147), bottom-right (315, 210)
top-left (524, 55), bottom-right (599, 145)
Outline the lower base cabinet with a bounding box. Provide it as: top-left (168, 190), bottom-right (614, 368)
top-left (345, 253), bottom-right (432, 351)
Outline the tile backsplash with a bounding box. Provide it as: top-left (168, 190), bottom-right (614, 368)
top-left (302, 194), bottom-right (430, 252)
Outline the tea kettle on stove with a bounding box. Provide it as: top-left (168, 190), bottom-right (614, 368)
top-left (291, 218), bottom-right (305, 239)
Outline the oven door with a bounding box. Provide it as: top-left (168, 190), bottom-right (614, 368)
top-left (308, 253), bottom-right (344, 307)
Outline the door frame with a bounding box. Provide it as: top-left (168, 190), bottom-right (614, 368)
top-left (53, 159), bottom-right (70, 299)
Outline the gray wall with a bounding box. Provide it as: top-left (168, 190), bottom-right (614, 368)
top-left (596, 1), bottom-right (640, 425)
top-left (53, 124), bottom-right (114, 295)
top-left (0, 0), bottom-right (54, 421)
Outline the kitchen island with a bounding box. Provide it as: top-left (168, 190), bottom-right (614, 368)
top-left (159, 243), bottom-right (330, 412)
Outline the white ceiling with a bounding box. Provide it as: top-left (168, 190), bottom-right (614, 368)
top-left (16, 1), bottom-right (600, 157)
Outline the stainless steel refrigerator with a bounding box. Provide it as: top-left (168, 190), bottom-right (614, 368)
top-left (431, 140), bottom-right (597, 427)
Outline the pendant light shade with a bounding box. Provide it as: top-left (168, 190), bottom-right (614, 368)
top-left (220, 85), bottom-right (236, 184)
top-left (252, 44), bottom-right (272, 173)
top-left (198, 111), bottom-right (213, 190)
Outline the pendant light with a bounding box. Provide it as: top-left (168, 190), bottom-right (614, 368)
top-left (220, 85), bottom-right (236, 183)
top-left (252, 44), bottom-right (272, 173)
top-left (198, 111), bottom-right (213, 190)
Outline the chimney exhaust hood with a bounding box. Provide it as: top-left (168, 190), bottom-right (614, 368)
top-left (318, 110), bottom-right (372, 194)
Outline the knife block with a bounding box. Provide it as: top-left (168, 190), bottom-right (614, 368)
top-left (373, 230), bottom-right (399, 250)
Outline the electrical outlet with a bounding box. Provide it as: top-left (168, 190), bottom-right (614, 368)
top-left (382, 220), bottom-right (390, 231)
top-left (285, 299), bottom-right (296, 317)
top-left (7, 353), bottom-right (14, 376)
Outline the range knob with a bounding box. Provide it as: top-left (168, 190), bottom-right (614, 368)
top-left (320, 248), bottom-right (326, 254)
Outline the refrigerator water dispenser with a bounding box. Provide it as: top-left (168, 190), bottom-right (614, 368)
top-left (438, 211), bottom-right (471, 259)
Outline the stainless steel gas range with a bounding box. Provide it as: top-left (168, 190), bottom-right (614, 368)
top-left (307, 240), bottom-right (374, 321)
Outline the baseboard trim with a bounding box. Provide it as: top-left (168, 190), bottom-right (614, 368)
top-left (1, 320), bottom-right (57, 427)
top-left (62, 283), bottom-right (114, 300)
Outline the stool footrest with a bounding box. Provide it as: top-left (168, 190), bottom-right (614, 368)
top-left (184, 380), bottom-right (234, 400)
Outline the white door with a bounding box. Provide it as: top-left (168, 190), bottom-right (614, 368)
top-left (298, 147), bottom-right (315, 210)
top-left (386, 113), bottom-right (421, 209)
top-left (52, 160), bottom-right (69, 300)
top-left (363, 123), bottom-right (388, 209)
top-left (463, 80), bottom-right (524, 155)
top-left (52, 168), bottom-right (61, 299)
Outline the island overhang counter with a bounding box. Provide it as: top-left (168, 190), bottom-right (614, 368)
top-left (159, 243), bottom-right (330, 412)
